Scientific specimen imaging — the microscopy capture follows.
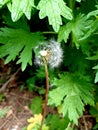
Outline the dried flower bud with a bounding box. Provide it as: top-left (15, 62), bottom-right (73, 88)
top-left (34, 39), bottom-right (63, 68)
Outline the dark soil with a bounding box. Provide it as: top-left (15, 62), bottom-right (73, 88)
top-left (0, 88), bottom-right (33, 130)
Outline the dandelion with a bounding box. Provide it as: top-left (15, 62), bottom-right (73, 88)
top-left (34, 39), bottom-right (63, 68)
top-left (34, 39), bottom-right (63, 130)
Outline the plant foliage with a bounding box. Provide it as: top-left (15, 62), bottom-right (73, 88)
top-left (0, 0), bottom-right (98, 128)
top-left (30, 96), bottom-right (43, 114)
top-left (48, 72), bottom-right (94, 124)
top-left (0, 0), bottom-right (35, 21)
top-left (37, 0), bottom-right (73, 32)
top-left (0, 28), bottom-right (45, 71)
top-left (46, 114), bottom-right (69, 130)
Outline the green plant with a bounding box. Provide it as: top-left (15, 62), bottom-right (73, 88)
top-left (30, 96), bottom-right (43, 114)
top-left (48, 72), bottom-right (94, 124)
top-left (0, 107), bottom-right (10, 118)
top-left (46, 114), bottom-right (69, 130)
top-left (0, 94), bottom-right (4, 101)
top-left (0, 0), bottom-right (98, 129)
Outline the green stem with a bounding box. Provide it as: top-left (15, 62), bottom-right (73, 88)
top-left (40, 57), bottom-right (49, 130)
top-left (42, 31), bottom-right (57, 35)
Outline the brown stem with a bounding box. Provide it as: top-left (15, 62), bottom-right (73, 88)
top-left (40, 58), bottom-right (49, 130)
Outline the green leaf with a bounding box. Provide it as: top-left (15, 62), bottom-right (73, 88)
top-left (17, 45), bottom-right (32, 71)
top-left (7, 0), bottom-right (23, 21)
top-left (58, 22), bottom-right (72, 43)
top-left (0, 107), bottom-right (10, 118)
top-left (58, 14), bottom-right (93, 48)
top-left (72, 14), bottom-right (93, 48)
top-left (7, 0), bottom-right (35, 21)
top-left (0, 28), bottom-right (45, 71)
top-left (57, 0), bottom-right (73, 20)
top-left (79, 19), bottom-right (98, 41)
top-left (3, 13), bottom-right (30, 31)
top-left (88, 10), bottom-right (98, 18)
top-left (30, 97), bottom-right (42, 114)
top-left (0, 0), bottom-right (10, 7)
top-left (93, 65), bottom-right (98, 70)
top-left (0, 94), bottom-right (4, 101)
top-left (36, 67), bottom-right (45, 79)
top-left (48, 84), bottom-right (66, 106)
top-left (62, 95), bottom-right (84, 124)
top-left (46, 114), bottom-right (69, 130)
top-left (20, 0), bottom-right (35, 20)
top-left (48, 72), bottom-right (94, 124)
top-left (62, 46), bottom-right (91, 75)
top-left (94, 71), bottom-right (98, 83)
top-left (87, 52), bottom-right (98, 83)
top-left (37, 0), bottom-right (73, 32)
top-left (22, 127), bottom-right (27, 130)
top-left (87, 53), bottom-right (98, 61)
top-left (26, 77), bottom-right (36, 91)
top-left (87, 5), bottom-right (98, 18)
top-left (75, 0), bottom-right (81, 2)
top-left (93, 124), bottom-right (98, 130)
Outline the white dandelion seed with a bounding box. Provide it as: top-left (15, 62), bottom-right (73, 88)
top-left (34, 39), bottom-right (63, 68)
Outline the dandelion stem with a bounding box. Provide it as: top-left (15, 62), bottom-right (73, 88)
top-left (40, 57), bottom-right (49, 130)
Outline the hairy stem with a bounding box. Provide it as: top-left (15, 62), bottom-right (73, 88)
top-left (40, 57), bottom-right (49, 130)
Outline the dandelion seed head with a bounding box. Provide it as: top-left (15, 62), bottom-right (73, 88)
top-left (34, 39), bottom-right (63, 68)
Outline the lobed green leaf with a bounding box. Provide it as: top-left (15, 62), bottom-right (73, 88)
top-left (37, 0), bottom-right (73, 32)
top-left (0, 0), bottom-right (10, 7)
top-left (7, 0), bottom-right (35, 21)
top-left (0, 28), bottom-right (45, 71)
top-left (62, 95), bottom-right (84, 124)
top-left (58, 14), bottom-right (94, 48)
top-left (48, 72), bottom-right (94, 124)
top-left (58, 22), bottom-right (72, 43)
